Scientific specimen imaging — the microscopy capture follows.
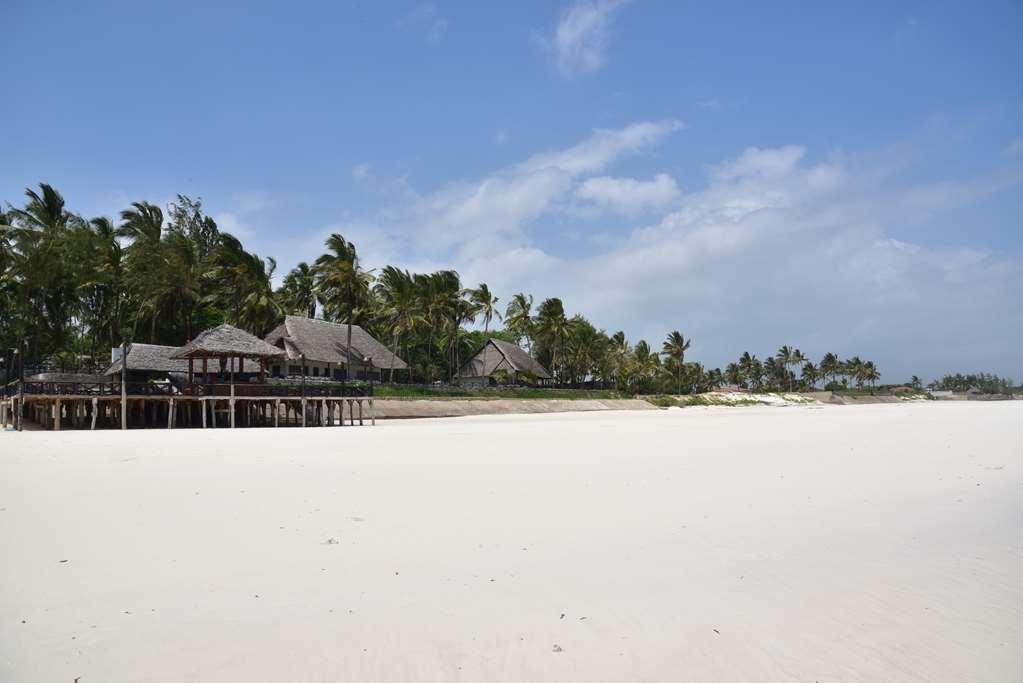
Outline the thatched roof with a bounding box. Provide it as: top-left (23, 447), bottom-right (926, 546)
top-left (171, 324), bottom-right (284, 360)
top-left (105, 342), bottom-right (262, 375)
top-left (458, 339), bottom-right (551, 379)
top-left (105, 344), bottom-right (187, 375)
top-left (265, 316), bottom-right (408, 370)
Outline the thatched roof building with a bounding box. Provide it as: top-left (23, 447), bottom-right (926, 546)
top-left (171, 324), bottom-right (283, 361)
top-left (264, 316), bottom-right (407, 377)
top-left (104, 343), bottom-right (262, 376)
top-left (458, 339), bottom-right (551, 386)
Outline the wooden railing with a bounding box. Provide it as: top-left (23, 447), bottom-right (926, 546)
top-left (7, 379), bottom-right (373, 399)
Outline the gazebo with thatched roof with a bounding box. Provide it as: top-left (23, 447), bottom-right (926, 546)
top-left (171, 323), bottom-right (284, 386)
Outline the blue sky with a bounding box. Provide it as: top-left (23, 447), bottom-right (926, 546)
top-left (2, 1), bottom-right (1021, 380)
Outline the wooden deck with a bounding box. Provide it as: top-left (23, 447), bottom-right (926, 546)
top-left (1, 379), bottom-right (374, 431)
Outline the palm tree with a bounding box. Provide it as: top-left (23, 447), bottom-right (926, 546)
top-left (629, 340), bottom-right (661, 393)
top-left (725, 362), bottom-right (742, 388)
top-left (844, 356), bottom-right (865, 388)
top-left (470, 283), bottom-right (501, 385)
top-left (534, 298), bottom-right (570, 385)
top-left (315, 233), bottom-right (374, 380)
top-left (565, 315), bottom-right (603, 385)
top-left (279, 262), bottom-right (317, 318)
top-left (862, 361), bottom-right (880, 388)
top-left (661, 331), bottom-right (691, 395)
top-left (375, 266), bottom-right (423, 382)
top-left (775, 345), bottom-right (803, 391)
top-left (789, 349), bottom-right (806, 390)
top-left (739, 352), bottom-right (764, 391)
top-left (801, 361), bottom-right (818, 390)
top-left (7, 184), bottom-right (86, 357)
top-left (504, 293), bottom-right (534, 352)
top-left (819, 352), bottom-right (840, 388)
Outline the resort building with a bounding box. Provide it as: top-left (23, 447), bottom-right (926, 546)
top-left (3, 323), bottom-right (376, 431)
top-left (264, 315), bottom-right (408, 380)
top-left (457, 338), bottom-right (552, 387)
top-left (104, 342), bottom-right (261, 383)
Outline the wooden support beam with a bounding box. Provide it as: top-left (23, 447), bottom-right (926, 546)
top-left (168, 398), bottom-right (175, 429)
top-left (121, 369), bottom-right (127, 430)
top-left (54, 399), bottom-right (61, 431)
top-left (91, 397), bottom-right (98, 430)
top-left (202, 399), bottom-right (207, 428)
top-left (301, 398), bottom-right (307, 427)
top-left (370, 399), bottom-right (375, 426)
top-left (274, 399), bottom-right (280, 428)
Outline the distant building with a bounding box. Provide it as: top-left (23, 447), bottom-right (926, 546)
top-left (457, 339), bottom-right (551, 387)
top-left (264, 315), bottom-right (407, 380)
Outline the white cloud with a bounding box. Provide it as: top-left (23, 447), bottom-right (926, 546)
top-left (398, 4), bottom-right (448, 45)
top-left (575, 173), bottom-right (680, 214)
top-left (231, 190), bottom-right (275, 213)
top-left (390, 119), bottom-right (682, 259)
top-left (698, 97), bottom-right (721, 112)
top-left (543, 0), bottom-right (630, 77)
top-left (213, 211), bottom-right (253, 239)
top-left (352, 164), bottom-right (372, 183)
top-left (1005, 138), bottom-right (1023, 160)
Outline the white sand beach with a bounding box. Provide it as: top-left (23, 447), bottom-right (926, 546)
top-left (1, 401), bottom-right (1021, 682)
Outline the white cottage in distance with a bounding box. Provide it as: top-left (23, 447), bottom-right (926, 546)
top-left (264, 315), bottom-right (408, 381)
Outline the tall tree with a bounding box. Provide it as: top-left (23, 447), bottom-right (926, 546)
top-left (534, 297), bottom-right (570, 385)
top-left (504, 293), bottom-right (534, 353)
top-left (315, 234), bottom-right (374, 380)
top-left (470, 283), bottom-right (501, 385)
top-left (279, 262), bottom-right (317, 318)
top-left (374, 266), bottom-right (423, 382)
top-left (662, 330), bottom-right (691, 395)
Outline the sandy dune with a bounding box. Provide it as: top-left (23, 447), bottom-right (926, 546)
top-left (1, 402), bottom-right (1021, 682)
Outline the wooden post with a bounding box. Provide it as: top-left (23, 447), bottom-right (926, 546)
top-left (230, 356), bottom-right (236, 429)
top-left (320, 399), bottom-right (327, 426)
top-left (168, 398), bottom-right (175, 428)
top-left (274, 398), bottom-right (280, 428)
top-left (54, 399), bottom-right (61, 431)
top-left (301, 398), bottom-right (307, 427)
top-left (202, 399), bottom-right (207, 428)
top-left (370, 398), bottom-right (375, 426)
top-left (120, 341), bottom-right (128, 430)
top-left (358, 400), bottom-right (364, 426)
top-left (91, 397), bottom-right (98, 430)
top-left (16, 342), bottom-right (24, 431)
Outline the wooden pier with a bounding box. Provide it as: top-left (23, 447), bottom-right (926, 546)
top-left (1, 379), bottom-right (375, 431)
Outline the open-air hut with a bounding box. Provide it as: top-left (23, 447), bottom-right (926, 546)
top-left (170, 324), bottom-right (284, 385)
top-left (264, 315), bottom-right (408, 381)
top-left (104, 343), bottom-right (261, 384)
top-left (457, 338), bottom-right (551, 387)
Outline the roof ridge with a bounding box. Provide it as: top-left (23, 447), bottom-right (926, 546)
top-left (287, 314), bottom-right (363, 331)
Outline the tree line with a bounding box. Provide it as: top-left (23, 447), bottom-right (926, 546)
top-left (3, 183), bottom-right (890, 393)
top-left (930, 373), bottom-right (1018, 394)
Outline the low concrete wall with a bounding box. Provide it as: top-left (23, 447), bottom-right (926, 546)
top-left (372, 398), bottom-right (656, 419)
